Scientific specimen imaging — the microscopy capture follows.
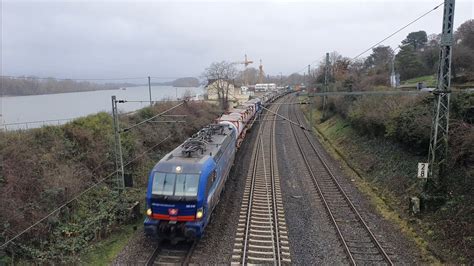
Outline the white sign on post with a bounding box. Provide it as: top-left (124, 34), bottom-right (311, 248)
top-left (417, 163), bottom-right (429, 178)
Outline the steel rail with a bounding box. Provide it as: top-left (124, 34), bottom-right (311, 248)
top-left (288, 95), bottom-right (393, 265)
top-left (241, 132), bottom-right (262, 265)
top-left (145, 240), bottom-right (197, 266)
top-left (286, 99), bottom-right (356, 264)
top-left (238, 95), bottom-right (289, 265)
top-left (259, 133), bottom-right (278, 263)
top-left (269, 109), bottom-right (281, 265)
top-left (145, 244), bottom-right (161, 266)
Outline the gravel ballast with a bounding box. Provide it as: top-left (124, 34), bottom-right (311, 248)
top-left (114, 94), bottom-right (424, 264)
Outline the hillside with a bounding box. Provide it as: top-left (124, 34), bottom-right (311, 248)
top-left (172, 77), bottom-right (199, 87)
top-left (0, 77), bottom-right (131, 96)
top-left (0, 101), bottom-right (221, 263)
top-left (301, 91), bottom-right (473, 263)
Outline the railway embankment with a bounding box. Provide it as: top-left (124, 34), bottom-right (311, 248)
top-left (0, 101), bottom-right (220, 264)
top-left (300, 93), bottom-right (473, 263)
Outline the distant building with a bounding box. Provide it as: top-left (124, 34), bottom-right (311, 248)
top-left (205, 79), bottom-right (249, 103)
top-left (390, 73), bottom-right (400, 88)
top-left (255, 83), bottom-right (277, 92)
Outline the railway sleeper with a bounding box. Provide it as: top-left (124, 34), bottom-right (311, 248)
top-left (250, 219), bottom-right (274, 224)
top-left (249, 233), bottom-right (275, 238)
top-left (248, 243), bottom-right (275, 249)
top-left (249, 239), bottom-right (275, 244)
top-left (248, 250), bottom-right (276, 255)
top-left (349, 247), bottom-right (383, 255)
top-left (247, 256), bottom-right (276, 262)
top-left (345, 241), bottom-right (376, 248)
top-left (250, 228), bottom-right (273, 234)
top-left (353, 254), bottom-right (385, 262)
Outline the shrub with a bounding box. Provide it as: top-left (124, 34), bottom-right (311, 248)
top-left (0, 101), bottom-right (220, 263)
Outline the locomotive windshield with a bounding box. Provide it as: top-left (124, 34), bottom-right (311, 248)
top-left (152, 172), bottom-right (199, 197)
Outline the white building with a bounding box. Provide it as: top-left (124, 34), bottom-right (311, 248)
top-left (205, 79), bottom-right (249, 103)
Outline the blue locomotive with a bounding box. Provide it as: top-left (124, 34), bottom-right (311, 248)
top-left (144, 124), bottom-right (236, 241)
top-left (144, 98), bottom-right (263, 241)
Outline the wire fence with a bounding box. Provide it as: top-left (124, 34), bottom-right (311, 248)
top-left (1, 118), bottom-right (74, 131)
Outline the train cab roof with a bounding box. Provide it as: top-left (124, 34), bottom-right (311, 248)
top-left (153, 124), bottom-right (235, 174)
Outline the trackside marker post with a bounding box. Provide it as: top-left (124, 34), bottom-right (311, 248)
top-left (417, 163), bottom-right (429, 179)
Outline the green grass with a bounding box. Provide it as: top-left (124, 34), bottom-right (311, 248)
top-left (402, 75), bottom-right (437, 87)
top-left (79, 220), bottom-right (142, 265)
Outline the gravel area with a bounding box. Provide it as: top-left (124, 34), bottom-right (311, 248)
top-left (280, 94), bottom-right (423, 264)
top-left (113, 227), bottom-right (157, 264)
top-left (112, 117), bottom-right (260, 265)
top-left (188, 122), bottom-right (259, 264)
top-left (275, 100), bottom-right (348, 264)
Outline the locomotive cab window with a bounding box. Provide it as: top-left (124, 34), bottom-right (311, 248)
top-left (206, 171), bottom-right (217, 195)
top-left (152, 172), bottom-right (199, 197)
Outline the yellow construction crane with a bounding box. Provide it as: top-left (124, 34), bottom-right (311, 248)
top-left (233, 54), bottom-right (253, 67)
top-left (232, 54), bottom-right (254, 85)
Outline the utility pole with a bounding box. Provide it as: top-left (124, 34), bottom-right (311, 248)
top-left (307, 64), bottom-right (311, 90)
top-left (279, 72), bottom-right (282, 87)
top-left (425, 0), bottom-right (455, 200)
top-left (111, 96), bottom-right (125, 191)
top-left (322, 52), bottom-right (330, 119)
top-left (148, 76), bottom-right (152, 106)
top-left (390, 54), bottom-right (396, 88)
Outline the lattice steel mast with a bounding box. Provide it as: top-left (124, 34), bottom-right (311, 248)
top-left (111, 96), bottom-right (125, 191)
top-left (426, 0), bottom-right (455, 193)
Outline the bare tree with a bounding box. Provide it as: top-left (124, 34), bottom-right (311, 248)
top-left (202, 61), bottom-right (238, 110)
top-left (236, 67), bottom-right (259, 86)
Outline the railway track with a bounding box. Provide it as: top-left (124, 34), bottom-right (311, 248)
top-left (232, 97), bottom-right (291, 265)
top-left (286, 95), bottom-right (393, 265)
top-left (145, 240), bottom-right (196, 265)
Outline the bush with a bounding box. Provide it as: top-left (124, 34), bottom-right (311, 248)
top-left (0, 101), bottom-right (220, 263)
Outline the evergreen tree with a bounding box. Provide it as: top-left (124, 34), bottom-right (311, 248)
top-left (395, 45), bottom-right (426, 80)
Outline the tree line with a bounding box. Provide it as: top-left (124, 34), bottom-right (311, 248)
top-left (0, 77), bottom-right (129, 96)
top-left (308, 19), bottom-right (474, 90)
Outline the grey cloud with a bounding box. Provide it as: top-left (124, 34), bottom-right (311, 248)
top-left (2, 0), bottom-right (473, 79)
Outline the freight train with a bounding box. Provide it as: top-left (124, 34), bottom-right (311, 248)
top-left (144, 90), bottom-right (284, 242)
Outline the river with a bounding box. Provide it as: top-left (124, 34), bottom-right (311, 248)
top-left (1, 85), bottom-right (203, 130)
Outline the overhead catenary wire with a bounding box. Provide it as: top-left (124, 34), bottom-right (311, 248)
top-left (351, 2), bottom-right (443, 61)
top-left (120, 101), bottom-right (186, 132)
top-left (260, 105), bottom-right (310, 131)
top-left (0, 135), bottom-right (172, 250)
top-left (122, 100), bottom-right (184, 103)
top-left (291, 2), bottom-right (444, 75)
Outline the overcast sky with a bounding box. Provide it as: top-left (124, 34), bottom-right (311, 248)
top-left (1, 0), bottom-right (473, 81)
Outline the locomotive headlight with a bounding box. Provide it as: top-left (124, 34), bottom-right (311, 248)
top-left (196, 208), bottom-right (204, 219)
top-left (146, 208), bottom-right (152, 216)
top-left (175, 166), bottom-right (182, 173)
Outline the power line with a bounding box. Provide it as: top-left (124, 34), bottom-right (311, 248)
top-left (121, 101), bottom-right (185, 132)
top-left (0, 135), bottom-right (172, 250)
top-left (351, 2), bottom-right (443, 61)
top-left (290, 2), bottom-right (443, 75)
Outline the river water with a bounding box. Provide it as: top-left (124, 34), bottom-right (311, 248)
top-left (1, 85), bottom-right (203, 130)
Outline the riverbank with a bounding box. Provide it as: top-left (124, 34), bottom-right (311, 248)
top-left (1, 85), bottom-right (202, 128)
top-left (0, 101), bottom-right (221, 264)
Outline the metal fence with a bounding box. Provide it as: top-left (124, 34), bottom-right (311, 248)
top-left (1, 118), bottom-right (74, 131)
